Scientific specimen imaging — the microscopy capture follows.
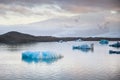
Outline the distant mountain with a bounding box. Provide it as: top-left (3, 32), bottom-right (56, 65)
top-left (0, 31), bottom-right (78, 44)
top-left (0, 31), bottom-right (38, 44)
top-left (0, 31), bottom-right (119, 44)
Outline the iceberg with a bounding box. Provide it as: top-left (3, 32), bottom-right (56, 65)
top-left (75, 39), bottom-right (82, 42)
top-left (58, 40), bottom-right (64, 43)
top-left (73, 44), bottom-right (94, 52)
top-left (109, 42), bottom-right (120, 48)
top-left (22, 51), bottom-right (63, 63)
top-left (99, 39), bottom-right (109, 45)
top-left (73, 44), bottom-right (94, 49)
top-left (109, 50), bottom-right (120, 54)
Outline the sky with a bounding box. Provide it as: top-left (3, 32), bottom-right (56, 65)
top-left (0, 0), bottom-right (120, 37)
top-left (0, 0), bottom-right (120, 25)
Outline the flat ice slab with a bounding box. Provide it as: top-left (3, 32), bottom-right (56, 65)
top-left (22, 51), bottom-right (63, 63)
top-left (22, 51), bottom-right (63, 59)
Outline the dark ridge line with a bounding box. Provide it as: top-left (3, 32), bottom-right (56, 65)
top-left (0, 31), bottom-right (120, 44)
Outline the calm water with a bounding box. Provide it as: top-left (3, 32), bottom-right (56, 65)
top-left (0, 41), bottom-right (120, 80)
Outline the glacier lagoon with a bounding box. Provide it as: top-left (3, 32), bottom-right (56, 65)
top-left (0, 41), bottom-right (120, 80)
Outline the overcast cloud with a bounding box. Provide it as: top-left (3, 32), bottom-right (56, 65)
top-left (0, 0), bottom-right (120, 25)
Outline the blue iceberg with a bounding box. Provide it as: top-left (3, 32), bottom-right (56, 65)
top-left (109, 42), bottom-right (120, 48)
top-left (109, 50), bottom-right (120, 54)
top-left (22, 51), bottom-right (63, 63)
top-left (73, 44), bottom-right (94, 49)
top-left (73, 44), bottom-right (94, 52)
top-left (99, 39), bottom-right (109, 45)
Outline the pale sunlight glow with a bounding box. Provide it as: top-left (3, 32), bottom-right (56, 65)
top-left (110, 10), bottom-right (117, 14)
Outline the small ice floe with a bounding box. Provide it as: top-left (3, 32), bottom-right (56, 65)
top-left (58, 40), bottom-right (64, 43)
top-left (109, 42), bottom-right (120, 48)
top-left (99, 39), bottom-right (109, 45)
top-left (22, 51), bottom-right (63, 63)
top-left (75, 39), bottom-right (82, 42)
top-left (109, 50), bottom-right (120, 54)
top-left (73, 44), bottom-right (94, 52)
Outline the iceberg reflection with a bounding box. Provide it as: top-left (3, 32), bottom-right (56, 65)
top-left (72, 48), bottom-right (93, 52)
top-left (22, 57), bottom-right (63, 64)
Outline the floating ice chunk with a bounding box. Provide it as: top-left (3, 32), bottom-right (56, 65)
top-left (99, 39), bottom-right (109, 45)
top-left (58, 40), bottom-right (64, 43)
top-left (109, 42), bottom-right (120, 48)
top-left (109, 50), bottom-right (120, 54)
top-left (22, 51), bottom-right (63, 62)
top-left (73, 44), bottom-right (93, 49)
top-left (75, 39), bottom-right (82, 42)
top-left (73, 44), bottom-right (94, 52)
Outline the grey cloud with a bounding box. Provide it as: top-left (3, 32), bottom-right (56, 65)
top-left (0, 0), bottom-right (120, 14)
top-left (0, 3), bottom-right (64, 17)
top-left (0, 4), bottom-right (34, 16)
top-left (56, 0), bottom-right (120, 13)
top-left (0, 0), bottom-right (119, 8)
top-left (0, 10), bottom-right (6, 16)
top-left (0, 0), bottom-right (54, 5)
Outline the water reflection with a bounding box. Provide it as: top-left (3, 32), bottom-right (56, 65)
top-left (22, 57), bottom-right (63, 64)
top-left (0, 42), bottom-right (38, 51)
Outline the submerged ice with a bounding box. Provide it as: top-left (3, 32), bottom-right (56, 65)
top-left (22, 51), bottom-right (63, 63)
